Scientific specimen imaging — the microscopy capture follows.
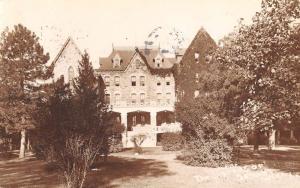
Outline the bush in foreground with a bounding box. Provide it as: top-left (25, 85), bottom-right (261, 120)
top-left (181, 137), bottom-right (233, 167)
top-left (161, 132), bottom-right (183, 151)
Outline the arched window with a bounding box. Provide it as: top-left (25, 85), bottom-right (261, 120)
top-left (68, 66), bottom-right (75, 83)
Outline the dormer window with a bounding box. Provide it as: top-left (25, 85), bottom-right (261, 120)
top-left (113, 54), bottom-right (121, 68)
top-left (155, 54), bottom-right (163, 68)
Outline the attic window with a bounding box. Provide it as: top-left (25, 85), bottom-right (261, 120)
top-left (113, 57), bottom-right (121, 68)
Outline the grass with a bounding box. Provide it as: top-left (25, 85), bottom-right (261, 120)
top-left (0, 146), bottom-right (300, 188)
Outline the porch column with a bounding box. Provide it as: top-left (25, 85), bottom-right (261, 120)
top-left (121, 112), bottom-right (128, 147)
top-left (290, 129), bottom-right (296, 140)
top-left (150, 111), bottom-right (157, 126)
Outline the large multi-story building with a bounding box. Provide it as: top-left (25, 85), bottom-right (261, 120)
top-left (51, 38), bottom-right (184, 147)
top-left (96, 47), bottom-right (183, 147)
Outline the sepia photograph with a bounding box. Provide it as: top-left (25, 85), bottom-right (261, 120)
top-left (0, 0), bottom-right (299, 187)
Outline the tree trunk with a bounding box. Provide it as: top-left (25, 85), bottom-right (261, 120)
top-left (268, 129), bottom-right (276, 150)
top-left (19, 129), bottom-right (26, 158)
top-left (253, 130), bottom-right (260, 151)
top-left (276, 130), bottom-right (280, 145)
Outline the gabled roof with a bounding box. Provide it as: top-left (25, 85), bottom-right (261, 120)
top-left (180, 27), bottom-right (217, 66)
top-left (52, 37), bottom-right (82, 65)
top-left (98, 47), bottom-right (176, 72)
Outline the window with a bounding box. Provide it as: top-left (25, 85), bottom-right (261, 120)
top-left (141, 115), bottom-right (145, 124)
top-left (194, 52), bottom-right (200, 63)
top-left (140, 76), bottom-right (145, 86)
top-left (132, 116), bottom-right (137, 126)
top-left (166, 93), bottom-right (171, 104)
top-left (195, 73), bottom-right (199, 83)
top-left (194, 90), bottom-right (200, 98)
top-left (105, 94), bottom-right (110, 104)
top-left (131, 93), bottom-right (137, 104)
top-left (115, 93), bottom-right (121, 106)
top-left (155, 57), bottom-right (161, 68)
top-left (114, 76), bottom-right (120, 86)
top-left (104, 76), bottom-right (110, 86)
top-left (113, 55), bottom-right (121, 68)
top-left (68, 66), bottom-right (75, 83)
top-left (135, 59), bottom-right (141, 69)
top-left (140, 93), bottom-right (145, 105)
top-left (131, 76), bottom-right (136, 86)
top-left (166, 77), bottom-right (171, 86)
top-left (157, 93), bottom-right (162, 105)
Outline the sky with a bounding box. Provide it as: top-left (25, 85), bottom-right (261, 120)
top-left (0, 0), bottom-right (261, 67)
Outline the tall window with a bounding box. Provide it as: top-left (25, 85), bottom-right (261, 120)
top-left (115, 93), bottom-right (121, 106)
top-left (140, 76), bottom-right (145, 86)
top-left (114, 76), bottom-right (120, 86)
top-left (68, 66), bottom-right (74, 83)
top-left (194, 52), bottom-right (200, 63)
top-left (132, 116), bottom-right (137, 126)
top-left (131, 76), bottom-right (136, 86)
top-left (140, 93), bottom-right (145, 105)
top-left (157, 93), bottom-right (162, 105)
top-left (104, 76), bottom-right (110, 86)
top-left (131, 93), bottom-right (137, 104)
top-left (166, 92), bottom-right (171, 104)
top-left (105, 94), bottom-right (110, 104)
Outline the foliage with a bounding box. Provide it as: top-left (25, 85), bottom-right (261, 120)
top-left (176, 58), bottom-right (238, 166)
top-left (161, 132), bottom-right (183, 151)
top-left (33, 52), bottom-right (111, 188)
top-left (0, 24), bottom-right (51, 157)
top-left (215, 0), bottom-right (300, 149)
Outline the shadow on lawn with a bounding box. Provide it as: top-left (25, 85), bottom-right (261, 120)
top-left (86, 156), bottom-right (173, 188)
top-left (237, 146), bottom-right (300, 175)
top-left (0, 155), bottom-right (172, 188)
top-left (0, 157), bottom-right (60, 188)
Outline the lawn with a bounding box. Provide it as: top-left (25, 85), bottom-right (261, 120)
top-left (1, 146), bottom-right (300, 188)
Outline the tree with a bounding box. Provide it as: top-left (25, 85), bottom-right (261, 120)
top-left (215, 0), bottom-right (300, 150)
top-left (0, 24), bottom-right (51, 158)
top-left (33, 52), bottom-right (112, 188)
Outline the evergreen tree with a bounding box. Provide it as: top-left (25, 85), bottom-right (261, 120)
top-left (33, 52), bottom-right (111, 188)
top-left (0, 24), bottom-right (51, 158)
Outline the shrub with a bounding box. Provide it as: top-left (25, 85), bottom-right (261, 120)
top-left (131, 134), bottom-right (147, 154)
top-left (181, 137), bottom-right (233, 167)
top-left (109, 135), bottom-right (123, 153)
top-left (161, 132), bottom-right (183, 151)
